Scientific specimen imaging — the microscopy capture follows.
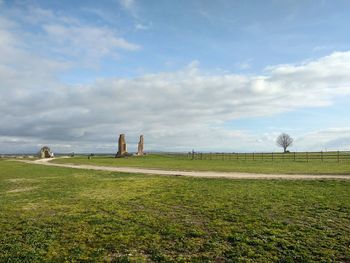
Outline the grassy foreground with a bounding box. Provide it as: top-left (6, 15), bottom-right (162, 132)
top-left (1, 160), bottom-right (350, 262)
top-left (52, 154), bottom-right (350, 175)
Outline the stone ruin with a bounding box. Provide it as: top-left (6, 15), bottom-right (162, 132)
top-left (38, 146), bottom-right (53, 158)
top-left (115, 134), bottom-right (145, 158)
top-left (137, 135), bottom-right (144, 156)
top-left (115, 134), bottom-right (128, 158)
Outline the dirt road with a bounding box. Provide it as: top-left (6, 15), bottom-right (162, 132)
top-left (19, 157), bottom-right (350, 180)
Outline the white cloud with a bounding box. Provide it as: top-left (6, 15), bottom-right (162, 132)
top-left (42, 24), bottom-right (140, 62)
top-left (296, 128), bottom-right (350, 151)
top-left (119, 0), bottom-right (137, 16)
top-left (120, 0), bottom-right (135, 10)
top-left (4, 5), bottom-right (140, 67)
top-left (1, 5), bottom-right (350, 153)
top-left (135, 23), bottom-right (149, 30)
top-left (236, 59), bottom-right (253, 70)
top-left (2, 46), bottom-right (350, 152)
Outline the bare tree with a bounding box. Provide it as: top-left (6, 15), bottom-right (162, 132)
top-left (276, 133), bottom-right (293, 153)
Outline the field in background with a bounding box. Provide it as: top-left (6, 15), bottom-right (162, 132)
top-left (52, 154), bottom-right (350, 175)
top-left (1, 160), bottom-right (350, 261)
top-left (170, 151), bottom-right (350, 162)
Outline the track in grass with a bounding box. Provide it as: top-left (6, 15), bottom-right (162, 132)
top-left (51, 154), bottom-right (350, 175)
top-left (22, 158), bottom-right (350, 180)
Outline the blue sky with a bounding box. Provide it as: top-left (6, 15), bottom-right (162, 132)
top-left (17, 0), bottom-right (350, 76)
top-left (0, 0), bottom-right (350, 153)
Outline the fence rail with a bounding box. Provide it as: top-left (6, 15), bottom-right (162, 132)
top-left (163, 151), bottom-right (350, 162)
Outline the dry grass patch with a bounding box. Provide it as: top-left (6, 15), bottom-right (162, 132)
top-left (6, 178), bottom-right (35, 183)
top-left (22, 202), bottom-right (42, 211)
top-left (6, 186), bottom-right (38, 193)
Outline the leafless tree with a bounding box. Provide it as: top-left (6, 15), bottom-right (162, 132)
top-left (276, 133), bottom-right (293, 153)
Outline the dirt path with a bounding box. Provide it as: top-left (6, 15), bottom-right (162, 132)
top-left (18, 157), bottom-right (350, 180)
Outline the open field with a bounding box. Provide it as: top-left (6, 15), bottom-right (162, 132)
top-left (1, 160), bottom-right (350, 262)
top-left (52, 154), bottom-right (350, 175)
top-left (186, 151), bottom-right (350, 162)
top-left (26, 158), bottom-right (350, 180)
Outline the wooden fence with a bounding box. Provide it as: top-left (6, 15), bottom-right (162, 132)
top-left (172, 151), bottom-right (350, 162)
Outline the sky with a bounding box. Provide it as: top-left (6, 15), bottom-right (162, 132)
top-left (0, 0), bottom-right (350, 153)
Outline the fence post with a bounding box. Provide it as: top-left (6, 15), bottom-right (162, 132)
top-left (200, 152), bottom-right (203, 160)
top-left (192, 149), bottom-right (194, 160)
top-left (294, 152), bottom-right (296, 162)
top-left (337, 151), bottom-right (340, 163)
top-left (306, 152), bottom-right (309, 163)
top-left (321, 151), bottom-right (323, 162)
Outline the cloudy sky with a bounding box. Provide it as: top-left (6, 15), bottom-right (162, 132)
top-left (1, 0), bottom-right (350, 153)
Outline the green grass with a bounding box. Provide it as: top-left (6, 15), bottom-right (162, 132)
top-left (190, 151), bottom-right (350, 162)
top-left (1, 160), bottom-right (350, 262)
top-left (52, 154), bottom-right (350, 175)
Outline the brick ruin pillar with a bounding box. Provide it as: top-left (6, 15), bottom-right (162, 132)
top-left (137, 135), bottom-right (144, 156)
top-left (115, 134), bottom-right (127, 157)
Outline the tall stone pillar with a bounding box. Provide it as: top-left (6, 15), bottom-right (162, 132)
top-left (137, 135), bottom-right (144, 156)
top-left (116, 134), bottom-right (127, 157)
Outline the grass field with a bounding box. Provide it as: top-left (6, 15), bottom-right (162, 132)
top-left (52, 154), bottom-right (350, 175)
top-left (1, 159), bottom-right (350, 262)
top-left (187, 151), bottom-right (350, 162)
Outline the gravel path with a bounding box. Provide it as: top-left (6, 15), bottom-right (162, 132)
top-left (18, 157), bottom-right (350, 180)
